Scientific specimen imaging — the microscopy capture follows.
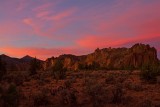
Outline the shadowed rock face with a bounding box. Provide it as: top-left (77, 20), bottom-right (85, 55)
top-left (44, 43), bottom-right (159, 71)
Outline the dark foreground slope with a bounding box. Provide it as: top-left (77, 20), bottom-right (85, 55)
top-left (0, 43), bottom-right (159, 107)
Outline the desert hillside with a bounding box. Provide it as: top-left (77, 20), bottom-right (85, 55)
top-left (0, 43), bottom-right (159, 107)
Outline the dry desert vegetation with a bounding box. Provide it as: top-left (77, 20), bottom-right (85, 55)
top-left (0, 43), bottom-right (160, 107)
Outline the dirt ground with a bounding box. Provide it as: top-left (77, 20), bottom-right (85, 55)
top-left (1, 70), bottom-right (160, 107)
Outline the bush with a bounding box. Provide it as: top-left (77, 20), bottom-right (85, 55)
top-left (64, 80), bottom-right (72, 89)
top-left (2, 84), bottom-right (19, 107)
top-left (112, 84), bottom-right (124, 104)
top-left (85, 78), bottom-right (107, 107)
top-left (140, 66), bottom-right (159, 83)
top-left (125, 82), bottom-right (143, 91)
top-left (33, 91), bottom-right (50, 106)
top-left (4, 71), bottom-right (25, 86)
top-left (140, 99), bottom-right (153, 107)
top-left (57, 87), bottom-right (78, 106)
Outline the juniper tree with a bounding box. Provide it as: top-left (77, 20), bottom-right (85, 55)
top-left (0, 56), bottom-right (6, 80)
top-left (29, 57), bottom-right (40, 75)
top-left (52, 60), bottom-right (66, 80)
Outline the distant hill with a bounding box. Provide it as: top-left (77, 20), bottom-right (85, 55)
top-left (21, 55), bottom-right (34, 62)
top-left (0, 54), bottom-right (42, 71)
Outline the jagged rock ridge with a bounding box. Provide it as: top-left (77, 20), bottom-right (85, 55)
top-left (43, 43), bottom-right (159, 71)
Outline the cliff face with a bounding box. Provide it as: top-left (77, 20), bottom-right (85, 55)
top-left (43, 43), bottom-right (159, 71)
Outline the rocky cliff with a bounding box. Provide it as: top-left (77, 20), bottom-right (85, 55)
top-left (43, 43), bottom-right (159, 71)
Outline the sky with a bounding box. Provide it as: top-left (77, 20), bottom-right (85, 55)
top-left (0, 0), bottom-right (160, 60)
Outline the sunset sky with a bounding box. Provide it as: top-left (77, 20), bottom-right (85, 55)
top-left (0, 0), bottom-right (160, 60)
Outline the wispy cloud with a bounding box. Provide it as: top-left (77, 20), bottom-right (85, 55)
top-left (49, 8), bottom-right (77, 21)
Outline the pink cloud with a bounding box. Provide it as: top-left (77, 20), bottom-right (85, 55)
top-left (76, 0), bottom-right (160, 49)
top-left (0, 21), bottom-right (30, 38)
top-left (23, 7), bottom-right (76, 38)
top-left (23, 18), bottom-right (42, 36)
top-left (23, 18), bottom-right (53, 37)
top-left (33, 3), bottom-right (52, 12)
top-left (36, 7), bottom-right (77, 21)
top-left (16, 0), bottom-right (29, 11)
top-left (77, 34), bottom-right (160, 49)
top-left (22, 18), bottom-right (70, 39)
top-left (50, 8), bottom-right (76, 21)
top-left (36, 11), bottom-right (50, 18)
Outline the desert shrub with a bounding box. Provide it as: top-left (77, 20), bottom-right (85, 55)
top-left (131, 83), bottom-right (143, 91)
top-left (105, 73), bottom-right (115, 84)
top-left (4, 71), bottom-right (26, 86)
top-left (29, 57), bottom-right (41, 75)
top-left (140, 66), bottom-right (159, 83)
top-left (64, 80), bottom-right (72, 89)
top-left (58, 88), bottom-right (78, 106)
top-left (122, 96), bottom-right (133, 105)
top-left (33, 91), bottom-right (50, 107)
top-left (105, 72), bottom-right (128, 84)
top-left (124, 81), bottom-right (143, 91)
top-left (52, 60), bottom-right (67, 80)
top-left (2, 84), bottom-right (19, 107)
top-left (111, 84), bottom-right (124, 104)
top-left (140, 99), bottom-right (153, 107)
top-left (85, 78), bottom-right (107, 107)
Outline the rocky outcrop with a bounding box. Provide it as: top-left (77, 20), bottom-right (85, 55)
top-left (43, 43), bottom-right (159, 71)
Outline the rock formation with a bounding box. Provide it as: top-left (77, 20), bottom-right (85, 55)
top-left (43, 43), bottom-right (159, 71)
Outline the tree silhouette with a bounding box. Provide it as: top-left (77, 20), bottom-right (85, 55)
top-left (0, 56), bottom-right (7, 80)
top-left (52, 60), bottom-right (66, 80)
top-left (29, 57), bottom-right (40, 75)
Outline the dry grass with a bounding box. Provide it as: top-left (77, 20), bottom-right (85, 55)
top-left (0, 70), bottom-right (160, 107)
